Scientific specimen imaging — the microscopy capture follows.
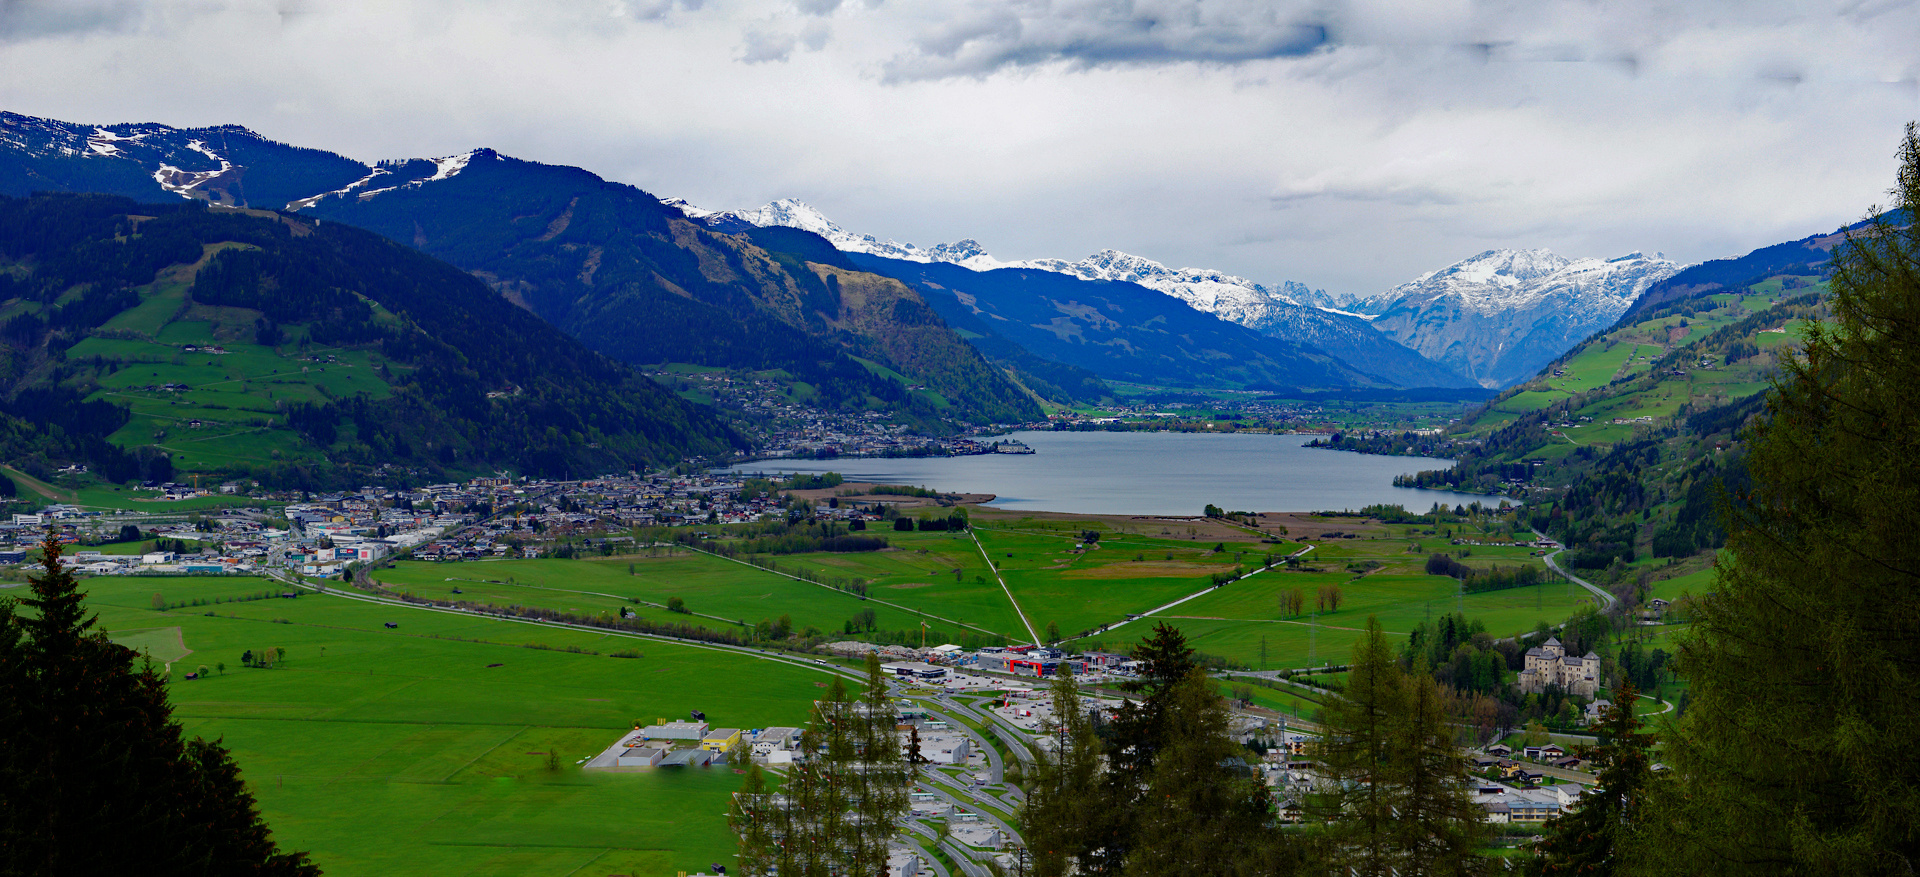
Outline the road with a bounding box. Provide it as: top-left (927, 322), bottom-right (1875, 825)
top-left (969, 530), bottom-right (1041, 646)
top-left (1533, 529), bottom-right (1616, 610)
top-left (1070, 543), bottom-right (1316, 643)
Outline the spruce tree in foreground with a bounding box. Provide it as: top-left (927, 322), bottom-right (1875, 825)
top-left (1533, 678), bottom-right (1654, 876)
top-left (1125, 668), bottom-right (1303, 877)
top-left (728, 656), bottom-right (909, 876)
top-left (1653, 124), bottom-right (1920, 876)
top-left (0, 535), bottom-right (320, 876)
top-left (1086, 622), bottom-right (1201, 876)
top-left (1314, 617), bottom-right (1483, 876)
top-left (1020, 667), bottom-right (1104, 877)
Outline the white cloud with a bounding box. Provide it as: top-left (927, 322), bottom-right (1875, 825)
top-left (0, 0), bottom-right (1914, 295)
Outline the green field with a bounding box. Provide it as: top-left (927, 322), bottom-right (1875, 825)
top-left (77, 573), bottom-right (835, 877)
top-left (374, 553), bottom-right (947, 640)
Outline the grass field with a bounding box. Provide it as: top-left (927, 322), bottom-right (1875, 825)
top-left (78, 573), bottom-right (836, 877)
top-left (373, 553), bottom-right (945, 640)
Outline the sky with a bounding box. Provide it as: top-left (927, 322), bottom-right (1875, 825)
top-left (2, 0), bottom-right (1917, 296)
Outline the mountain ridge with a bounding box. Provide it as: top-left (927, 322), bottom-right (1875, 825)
top-left (0, 111), bottom-right (1052, 427)
top-left (668, 197), bottom-right (1477, 389)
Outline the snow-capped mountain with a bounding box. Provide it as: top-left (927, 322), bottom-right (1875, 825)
top-left (663, 197), bottom-right (1008, 271)
top-left (663, 197), bottom-right (1352, 313)
top-left (1011, 249), bottom-right (1350, 314)
top-left (1355, 249), bottom-right (1683, 388)
top-left (661, 197), bottom-right (1481, 387)
top-left (0, 110), bottom-right (482, 213)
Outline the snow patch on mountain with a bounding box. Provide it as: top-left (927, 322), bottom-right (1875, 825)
top-left (661, 197), bottom-right (1349, 316)
top-left (287, 167), bottom-right (391, 211)
top-left (426, 150), bottom-right (475, 183)
top-left (669, 197), bottom-right (1009, 271)
top-left (85, 127), bottom-right (147, 157)
top-left (151, 139), bottom-right (234, 199)
top-left (1359, 249), bottom-right (1681, 318)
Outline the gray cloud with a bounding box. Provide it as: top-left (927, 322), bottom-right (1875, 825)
top-left (1, 0), bottom-right (1916, 296)
top-left (739, 18), bottom-right (831, 63)
top-left (880, 0), bottom-right (1331, 81)
top-left (0, 0), bottom-right (144, 41)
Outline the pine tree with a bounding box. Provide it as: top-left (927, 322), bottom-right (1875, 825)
top-left (1388, 669), bottom-right (1485, 877)
top-left (0, 534), bottom-right (319, 875)
top-left (1125, 668), bottom-right (1297, 877)
top-left (1021, 666), bottom-right (1104, 877)
top-left (1534, 678), bottom-right (1654, 876)
top-left (1310, 616), bottom-right (1403, 876)
top-left (1655, 124), bottom-right (1920, 876)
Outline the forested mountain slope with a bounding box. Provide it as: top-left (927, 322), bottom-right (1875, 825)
top-left (1331, 217), bottom-right (1870, 594)
top-left (0, 112), bottom-right (1064, 424)
top-left (0, 193), bottom-right (741, 487)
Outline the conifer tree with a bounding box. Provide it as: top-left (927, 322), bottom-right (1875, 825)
top-left (1388, 669), bottom-right (1485, 877)
top-left (1656, 124), bottom-right (1920, 876)
top-left (1534, 678), bottom-right (1653, 876)
top-left (849, 654), bottom-right (909, 874)
top-left (0, 534), bottom-right (319, 875)
top-left (731, 662), bottom-right (908, 877)
top-left (729, 765), bottom-right (778, 877)
top-left (1021, 666), bottom-right (1105, 877)
top-left (1125, 668), bottom-right (1298, 877)
top-left (1086, 623), bottom-right (1199, 875)
top-left (1310, 616), bottom-right (1403, 876)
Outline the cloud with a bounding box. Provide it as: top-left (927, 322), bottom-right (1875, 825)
top-left (880, 0), bottom-right (1331, 81)
top-left (0, 0), bottom-right (145, 41)
top-left (0, 0), bottom-right (1916, 296)
top-left (738, 18), bottom-right (831, 63)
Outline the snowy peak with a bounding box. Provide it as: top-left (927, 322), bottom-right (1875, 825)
top-left (1377, 248), bottom-right (1681, 316)
top-left (665, 197), bottom-right (1010, 270)
top-left (1362, 247), bottom-right (1686, 388)
top-left (661, 196), bottom-right (1349, 317)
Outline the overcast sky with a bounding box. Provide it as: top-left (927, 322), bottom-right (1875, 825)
top-left (2, 0), bottom-right (1917, 294)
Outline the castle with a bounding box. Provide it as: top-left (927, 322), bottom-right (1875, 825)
top-left (1517, 637), bottom-right (1600, 697)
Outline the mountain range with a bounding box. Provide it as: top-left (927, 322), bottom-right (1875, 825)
top-left (1, 111), bottom-right (1500, 403)
top-left (0, 109), bottom-right (1687, 438)
top-left (668, 196), bottom-right (1682, 390)
top-left (0, 112), bottom-right (1057, 430)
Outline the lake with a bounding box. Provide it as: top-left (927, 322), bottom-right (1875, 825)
top-left (718, 431), bottom-right (1494, 516)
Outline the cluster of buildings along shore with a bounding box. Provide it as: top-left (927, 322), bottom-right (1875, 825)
top-left (3, 466), bottom-right (975, 578)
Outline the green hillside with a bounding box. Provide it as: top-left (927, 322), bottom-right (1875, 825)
top-left (303, 152), bottom-right (1046, 430)
top-left (1371, 251), bottom-right (1836, 596)
top-left (0, 193), bottom-right (740, 487)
